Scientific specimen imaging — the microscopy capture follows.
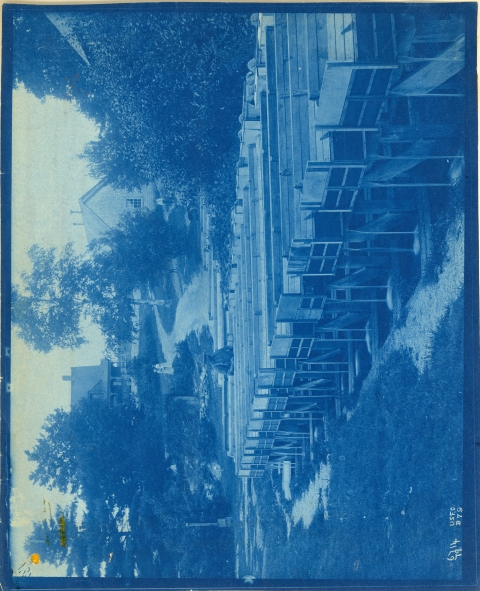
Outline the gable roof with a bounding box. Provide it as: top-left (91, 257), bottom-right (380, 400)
top-left (70, 360), bottom-right (109, 406)
top-left (78, 180), bottom-right (110, 243)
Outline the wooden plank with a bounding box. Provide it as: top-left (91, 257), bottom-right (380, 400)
top-left (334, 13), bottom-right (346, 61)
top-left (287, 12), bottom-right (307, 188)
top-left (275, 15), bottom-right (295, 255)
top-left (327, 13), bottom-right (337, 61)
top-left (380, 123), bottom-right (457, 142)
top-left (299, 95), bottom-right (311, 177)
top-left (308, 100), bottom-right (317, 160)
top-left (287, 14), bottom-right (300, 90)
top-left (315, 12), bottom-right (329, 100)
top-left (290, 100), bottom-right (308, 186)
top-left (413, 19), bottom-right (464, 44)
top-left (316, 125), bottom-right (378, 131)
top-left (337, 254), bottom-right (390, 268)
top-left (303, 349), bottom-right (344, 362)
top-left (363, 139), bottom-right (437, 182)
top-left (265, 26), bottom-right (284, 304)
top-left (294, 378), bottom-right (340, 390)
top-left (391, 36), bottom-right (465, 96)
top-left (323, 300), bottom-right (371, 313)
top-left (363, 180), bottom-right (452, 188)
top-left (294, 15), bottom-right (312, 183)
top-left (287, 19), bottom-right (301, 249)
top-left (342, 14), bottom-right (356, 61)
top-left (319, 312), bottom-right (370, 329)
top-left (306, 13), bottom-right (320, 100)
top-left (316, 64), bottom-right (353, 125)
top-left (259, 91), bottom-right (276, 342)
top-left (296, 14), bottom-right (309, 90)
top-left (328, 267), bottom-right (386, 288)
top-left (309, 160), bottom-right (365, 169)
top-left (348, 212), bottom-right (405, 234)
top-left (354, 199), bottom-right (415, 213)
top-left (328, 61), bottom-right (398, 69)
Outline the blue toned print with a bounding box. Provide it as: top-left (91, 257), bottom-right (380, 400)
top-left (1, 3), bottom-right (478, 589)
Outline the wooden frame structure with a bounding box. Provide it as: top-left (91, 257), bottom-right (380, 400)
top-left (227, 11), bottom-right (465, 477)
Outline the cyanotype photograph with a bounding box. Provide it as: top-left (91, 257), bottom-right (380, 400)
top-left (1, 2), bottom-right (478, 589)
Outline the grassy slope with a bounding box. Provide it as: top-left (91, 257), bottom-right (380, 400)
top-left (238, 250), bottom-right (464, 580)
top-left (318, 290), bottom-right (464, 579)
top-left (252, 291), bottom-right (463, 580)
top-left (240, 194), bottom-right (466, 580)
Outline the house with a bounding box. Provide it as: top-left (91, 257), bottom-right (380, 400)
top-left (77, 180), bottom-right (158, 243)
top-left (62, 359), bottom-right (131, 407)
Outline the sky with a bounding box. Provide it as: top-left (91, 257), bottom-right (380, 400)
top-left (10, 85), bottom-right (106, 575)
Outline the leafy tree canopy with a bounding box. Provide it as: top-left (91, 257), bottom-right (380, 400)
top-left (26, 397), bottom-right (167, 501)
top-left (12, 243), bottom-right (89, 352)
top-left (13, 209), bottom-right (186, 353)
top-left (14, 11), bottom-right (254, 193)
top-left (25, 391), bottom-right (233, 577)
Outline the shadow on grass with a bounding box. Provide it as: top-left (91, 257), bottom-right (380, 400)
top-left (245, 292), bottom-right (463, 580)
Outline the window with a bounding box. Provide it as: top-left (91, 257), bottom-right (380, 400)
top-left (126, 198), bottom-right (142, 209)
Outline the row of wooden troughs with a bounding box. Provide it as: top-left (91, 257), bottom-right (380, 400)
top-left (225, 11), bottom-right (465, 477)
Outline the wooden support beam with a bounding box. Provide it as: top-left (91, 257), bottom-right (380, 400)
top-left (299, 359), bottom-right (349, 367)
top-left (371, 153), bottom-right (462, 161)
top-left (313, 336), bottom-right (368, 341)
top-left (301, 349), bottom-right (344, 362)
top-left (337, 255), bottom-right (390, 268)
top-left (347, 212), bottom-right (406, 235)
top-left (411, 19), bottom-right (464, 44)
top-left (328, 267), bottom-right (385, 288)
top-left (353, 199), bottom-right (416, 213)
top-left (391, 36), bottom-right (465, 96)
top-left (319, 312), bottom-right (370, 330)
top-left (315, 125), bottom-right (378, 131)
top-left (288, 396), bottom-right (337, 402)
top-left (293, 379), bottom-right (337, 390)
top-left (363, 180), bottom-right (453, 188)
top-left (316, 326), bottom-right (369, 333)
top-left (327, 61), bottom-right (398, 69)
top-left (380, 123), bottom-right (457, 142)
top-left (346, 95), bottom-right (388, 101)
top-left (308, 161), bottom-right (366, 169)
top-left (363, 139), bottom-right (439, 182)
top-left (342, 246), bottom-right (414, 254)
top-left (390, 92), bottom-right (464, 97)
top-left (324, 300), bottom-right (371, 313)
top-left (256, 385), bottom-right (337, 392)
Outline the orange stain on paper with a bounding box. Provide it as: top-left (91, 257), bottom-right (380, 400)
top-left (30, 554), bottom-right (40, 565)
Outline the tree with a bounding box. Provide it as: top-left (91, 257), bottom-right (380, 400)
top-left (13, 10), bottom-right (253, 286)
top-left (13, 209), bottom-right (186, 353)
top-left (24, 499), bottom-right (140, 577)
top-left (12, 244), bottom-right (90, 353)
top-left (24, 503), bottom-right (81, 571)
top-left (12, 12), bottom-right (87, 102)
top-left (26, 397), bottom-right (166, 502)
top-left (12, 241), bottom-right (130, 354)
top-left (88, 208), bottom-right (190, 290)
top-left (26, 383), bottom-right (234, 576)
top-left (25, 397), bottom-right (181, 577)
top-left (13, 10), bottom-right (254, 192)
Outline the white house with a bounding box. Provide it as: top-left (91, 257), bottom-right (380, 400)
top-left (77, 180), bottom-right (158, 243)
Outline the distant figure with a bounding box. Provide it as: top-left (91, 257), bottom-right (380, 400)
top-left (153, 363), bottom-right (174, 375)
top-left (205, 346), bottom-right (234, 375)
